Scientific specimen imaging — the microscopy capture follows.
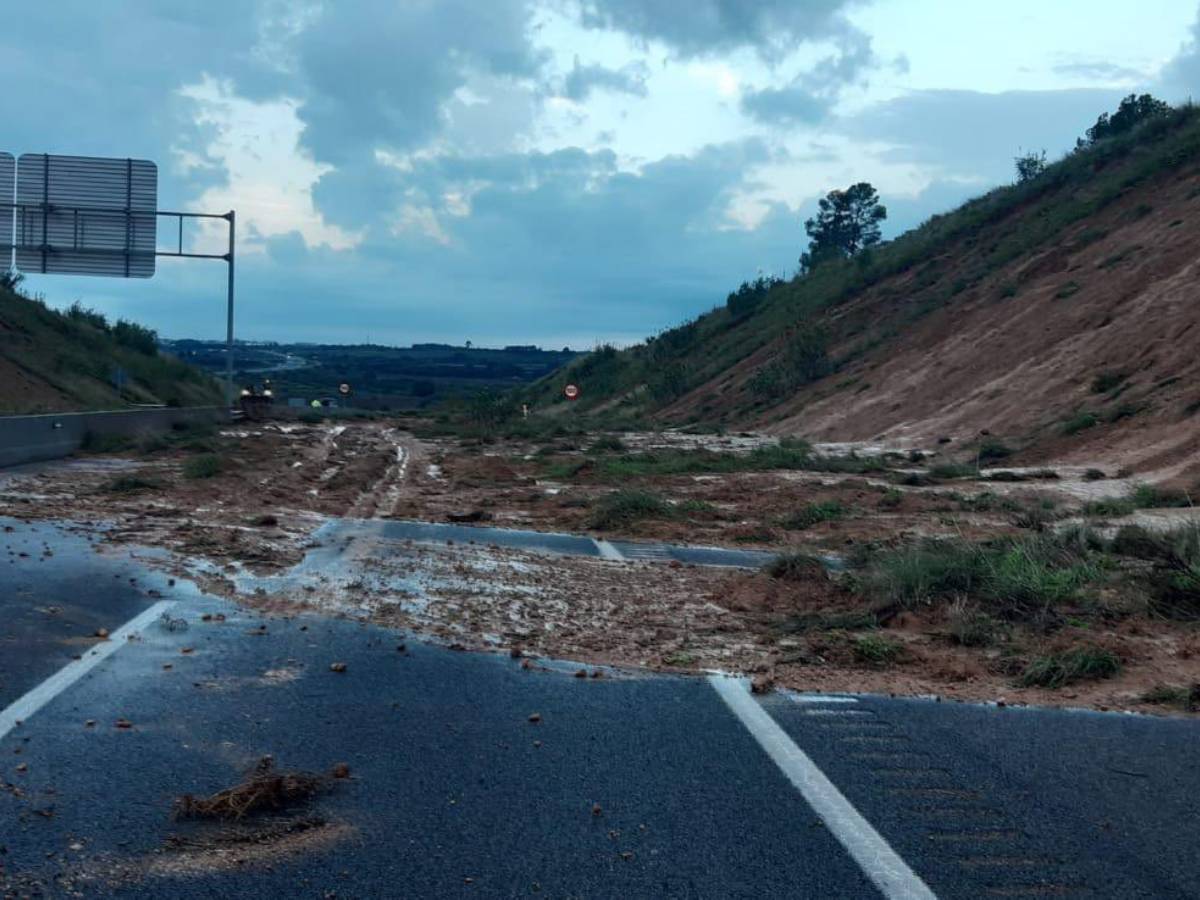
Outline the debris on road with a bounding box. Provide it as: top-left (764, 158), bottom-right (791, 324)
top-left (173, 756), bottom-right (333, 821)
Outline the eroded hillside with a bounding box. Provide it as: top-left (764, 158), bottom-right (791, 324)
top-left (530, 106), bottom-right (1200, 487)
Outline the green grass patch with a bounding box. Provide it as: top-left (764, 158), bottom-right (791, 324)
top-left (1018, 645), bottom-right (1120, 688)
top-left (780, 500), bottom-right (845, 530)
top-left (182, 454), bottom-right (224, 479)
top-left (1140, 683), bottom-right (1200, 711)
top-left (853, 634), bottom-right (903, 667)
top-left (586, 489), bottom-right (674, 530)
top-left (1062, 412), bottom-right (1099, 435)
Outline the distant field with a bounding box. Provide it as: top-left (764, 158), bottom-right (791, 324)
top-left (165, 339), bottom-right (578, 409)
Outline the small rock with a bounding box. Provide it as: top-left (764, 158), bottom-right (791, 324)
top-left (591, 803), bottom-right (603, 817)
top-left (750, 674), bottom-right (775, 695)
top-left (396, 643), bottom-right (406, 653)
top-left (668, 560), bottom-right (683, 569)
top-left (528, 713), bottom-right (541, 724)
top-left (331, 762), bottom-right (351, 779)
top-left (95, 628), bottom-right (109, 639)
top-left (114, 718), bottom-right (133, 729)
top-left (84, 720), bottom-right (96, 728)
top-left (330, 662), bottom-right (347, 673)
top-left (574, 669), bottom-right (587, 678)
top-left (15, 763), bottom-right (27, 773)
top-left (533, 740), bottom-right (542, 748)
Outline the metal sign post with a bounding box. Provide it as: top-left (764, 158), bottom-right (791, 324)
top-left (1, 153), bottom-right (239, 406)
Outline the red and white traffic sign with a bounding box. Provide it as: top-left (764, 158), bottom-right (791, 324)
top-left (563, 383), bottom-right (580, 401)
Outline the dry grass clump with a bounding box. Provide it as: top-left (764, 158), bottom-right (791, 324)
top-left (173, 756), bottom-right (343, 821)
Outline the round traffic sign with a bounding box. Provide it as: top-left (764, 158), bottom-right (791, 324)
top-left (338, 382), bottom-right (352, 395)
top-left (563, 383), bottom-right (580, 401)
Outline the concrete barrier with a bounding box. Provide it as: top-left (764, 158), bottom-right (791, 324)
top-left (0, 407), bottom-right (228, 469)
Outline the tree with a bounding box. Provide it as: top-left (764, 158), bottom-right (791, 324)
top-left (726, 274), bottom-right (783, 320)
top-left (1078, 94), bottom-right (1170, 147)
top-left (0, 269), bottom-right (24, 292)
top-left (800, 182), bottom-right (886, 274)
top-left (1014, 149), bottom-right (1047, 183)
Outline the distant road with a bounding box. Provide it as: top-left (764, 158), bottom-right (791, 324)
top-left (236, 350), bottom-right (314, 375)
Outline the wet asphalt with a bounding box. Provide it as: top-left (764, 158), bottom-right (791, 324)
top-left (2, 516), bottom-right (1199, 899)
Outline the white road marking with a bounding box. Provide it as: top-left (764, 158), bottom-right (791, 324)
top-left (0, 600), bottom-right (176, 742)
top-left (709, 674), bottom-right (937, 900)
top-left (788, 694), bottom-right (860, 704)
top-left (593, 539), bottom-right (625, 561)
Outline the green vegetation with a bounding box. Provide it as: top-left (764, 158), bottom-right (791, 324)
top-left (853, 634), bottom-right (903, 667)
top-left (763, 551), bottom-right (827, 582)
top-left (183, 454), bottom-right (224, 479)
top-left (1018, 645), bottom-right (1120, 688)
top-left (978, 438), bottom-right (1014, 463)
top-left (780, 500), bottom-right (845, 530)
top-left (1140, 683), bottom-right (1200, 712)
top-left (102, 475), bottom-right (162, 493)
top-left (1062, 411), bottom-right (1099, 435)
top-left (800, 182), bottom-right (887, 274)
top-left (0, 286), bottom-right (220, 413)
top-left (586, 489), bottom-right (674, 530)
top-left (1092, 370), bottom-right (1128, 394)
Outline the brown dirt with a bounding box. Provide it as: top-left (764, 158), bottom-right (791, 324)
top-left (4, 421), bottom-right (1197, 717)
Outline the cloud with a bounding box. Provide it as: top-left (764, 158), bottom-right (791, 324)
top-left (561, 57), bottom-right (649, 101)
top-left (740, 31), bottom-right (875, 125)
top-left (1159, 9), bottom-right (1200, 101)
top-left (843, 88), bottom-right (1127, 182)
top-left (290, 0), bottom-right (544, 165)
top-left (1052, 60), bottom-right (1147, 81)
top-left (576, 0), bottom-right (860, 62)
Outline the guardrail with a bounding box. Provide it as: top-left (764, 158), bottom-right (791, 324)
top-left (0, 406), bottom-right (228, 469)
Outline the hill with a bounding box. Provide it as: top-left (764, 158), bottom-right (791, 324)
top-left (526, 103), bottom-right (1200, 486)
top-left (0, 284), bottom-right (222, 413)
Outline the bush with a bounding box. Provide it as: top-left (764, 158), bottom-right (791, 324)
top-left (780, 500), bottom-right (845, 530)
top-left (113, 319), bottom-right (159, 356)
top-left (763, 552), bottom-right (827, 582)
top-left (947, 600), bottom-right (1001, 647)
top-left (1140, 683), bottom-right (1200, 712)
top-left (103, 475), bottom-right (161, 493)
top-left (853, 635), bottom-right (903, 667)
top-left (589, 434), bottom-right (626, 453)
top-left (1062, 412), bottom-right (1099, 436)
top-left (586, 490), bottom-right (673, 529)
top-left (183, 454), bottom-right (223, 479)
top-left (81, 432), bottom-right (135, 453)
top-left (978, 439), bottom-right (1013, 462)
top-left (1091, 370), bottom-right (1127, 394)
top-left (1018, 645), bottom-right (1120, 688)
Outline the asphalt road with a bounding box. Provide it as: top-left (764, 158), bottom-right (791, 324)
top-left (2, 516), bottom-right (1199, 898)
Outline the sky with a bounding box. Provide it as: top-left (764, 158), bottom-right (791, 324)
top-left (2, 0), bottom-right (1199, 349)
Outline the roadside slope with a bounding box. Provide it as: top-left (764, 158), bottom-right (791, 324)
top-left (0, 285), bottom-right (220, 413)
top-left (528, 105), bottom-right (1200, 484)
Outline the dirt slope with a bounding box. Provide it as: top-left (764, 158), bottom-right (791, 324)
top-left (533, 105), bottom-right (1200, 487)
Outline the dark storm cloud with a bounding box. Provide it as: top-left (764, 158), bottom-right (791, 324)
top-left (576, 0), bottom-right (860, 62)
top-left (292, 0), bottom-right (543, 165)
top-left (561, 58), bottom-right (649, 101)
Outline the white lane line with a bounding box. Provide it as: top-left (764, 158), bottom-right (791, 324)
top-left (709, 675), bottom-right (937, 900)
top-left (0, 600), bottom-right (176, 742)
top-left (788, 694), bottom-right (860, 704)
top-left (593, 539), bottom-right (625, 561)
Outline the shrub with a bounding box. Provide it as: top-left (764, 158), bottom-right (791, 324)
top-left (103, 475), bottom-right (161, 493)
top-left (1091, 370), bottom-right (1127, 394)
top-left (853, 634), bottom-right (903, 667)
top-left (589, 434), bottom-right (626, 453)
top-left (780, 500), bottom-right (845, 530)
top-left (1140, 684), bottom-right (1200, 712)
top-left (1062, 412), bottom-right (1099, 435)
top-left (947, 600), bottom-right (1001, 647)
top-left (878, 489), bottom-right (903, 509)
top-left (183, 454), bottom-right (223, 479)
top-left (978, 439), bottom-right (1014, 462)
top-left (113, 319), bottom-right (159, 356)
top-left (586, 490), bottom-right (673, 529)
top-left (81, 432), bottom-right (135, 453)
top-left (1018, 645), bottom-right (1120, 688)
top-left (764, 552), bottom-right (827, 582)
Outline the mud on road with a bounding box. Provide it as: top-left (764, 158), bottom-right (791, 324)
top-left (2, 418), bottom-right (1198, 716)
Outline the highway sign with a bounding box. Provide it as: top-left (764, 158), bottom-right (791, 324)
top-left (15, 154), bottom-right (157, 277)
top-left (563, 383), bottom-right (580, 401)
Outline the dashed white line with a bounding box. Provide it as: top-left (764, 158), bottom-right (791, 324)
top-left (0, 600), bottom-right (176, 742)
top-left (709, 674), bottom-right (937, 900)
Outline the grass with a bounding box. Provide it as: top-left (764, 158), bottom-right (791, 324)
top-left (81, 432), bottom-right (136, 453)
top-left (1083, 485), bottom-right (1193, 518)
top-left (1091, 370), bottom-right (1128, 393)
top-left (978, 438), bottom-right (1014, 462)
top-left (183, 454), bottom-right (224, 479)
top-left (946, 601), bottom-right (1002, 647)
top-left (763, 551), bottom-right (826, 582)
top-left (102, 475), bottom-right (162, 493)
top-left (853, 634), bottom-right (903, 667)
top-left (542, 444), bottom-right (888, 482)
top-left (780, 500), bottom-right (845, 530)
top-left (928, 462), bottom-right (976, 480)
top-left (588, 434), bottom-right (626, 453)
top-left (852, 535), bottom-right (1101, 620)
top-left (586, 489), bottom-right (674, 529)
top-left (1140, 683), bottom-right (1200, 712)
top-left (1017, 645), bottom-right (1121, 688)
top-left (1062, 412), bottom-right (1099, 435)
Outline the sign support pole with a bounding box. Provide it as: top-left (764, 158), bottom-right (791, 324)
top-left (224, 210), bottom-right (236, 407)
